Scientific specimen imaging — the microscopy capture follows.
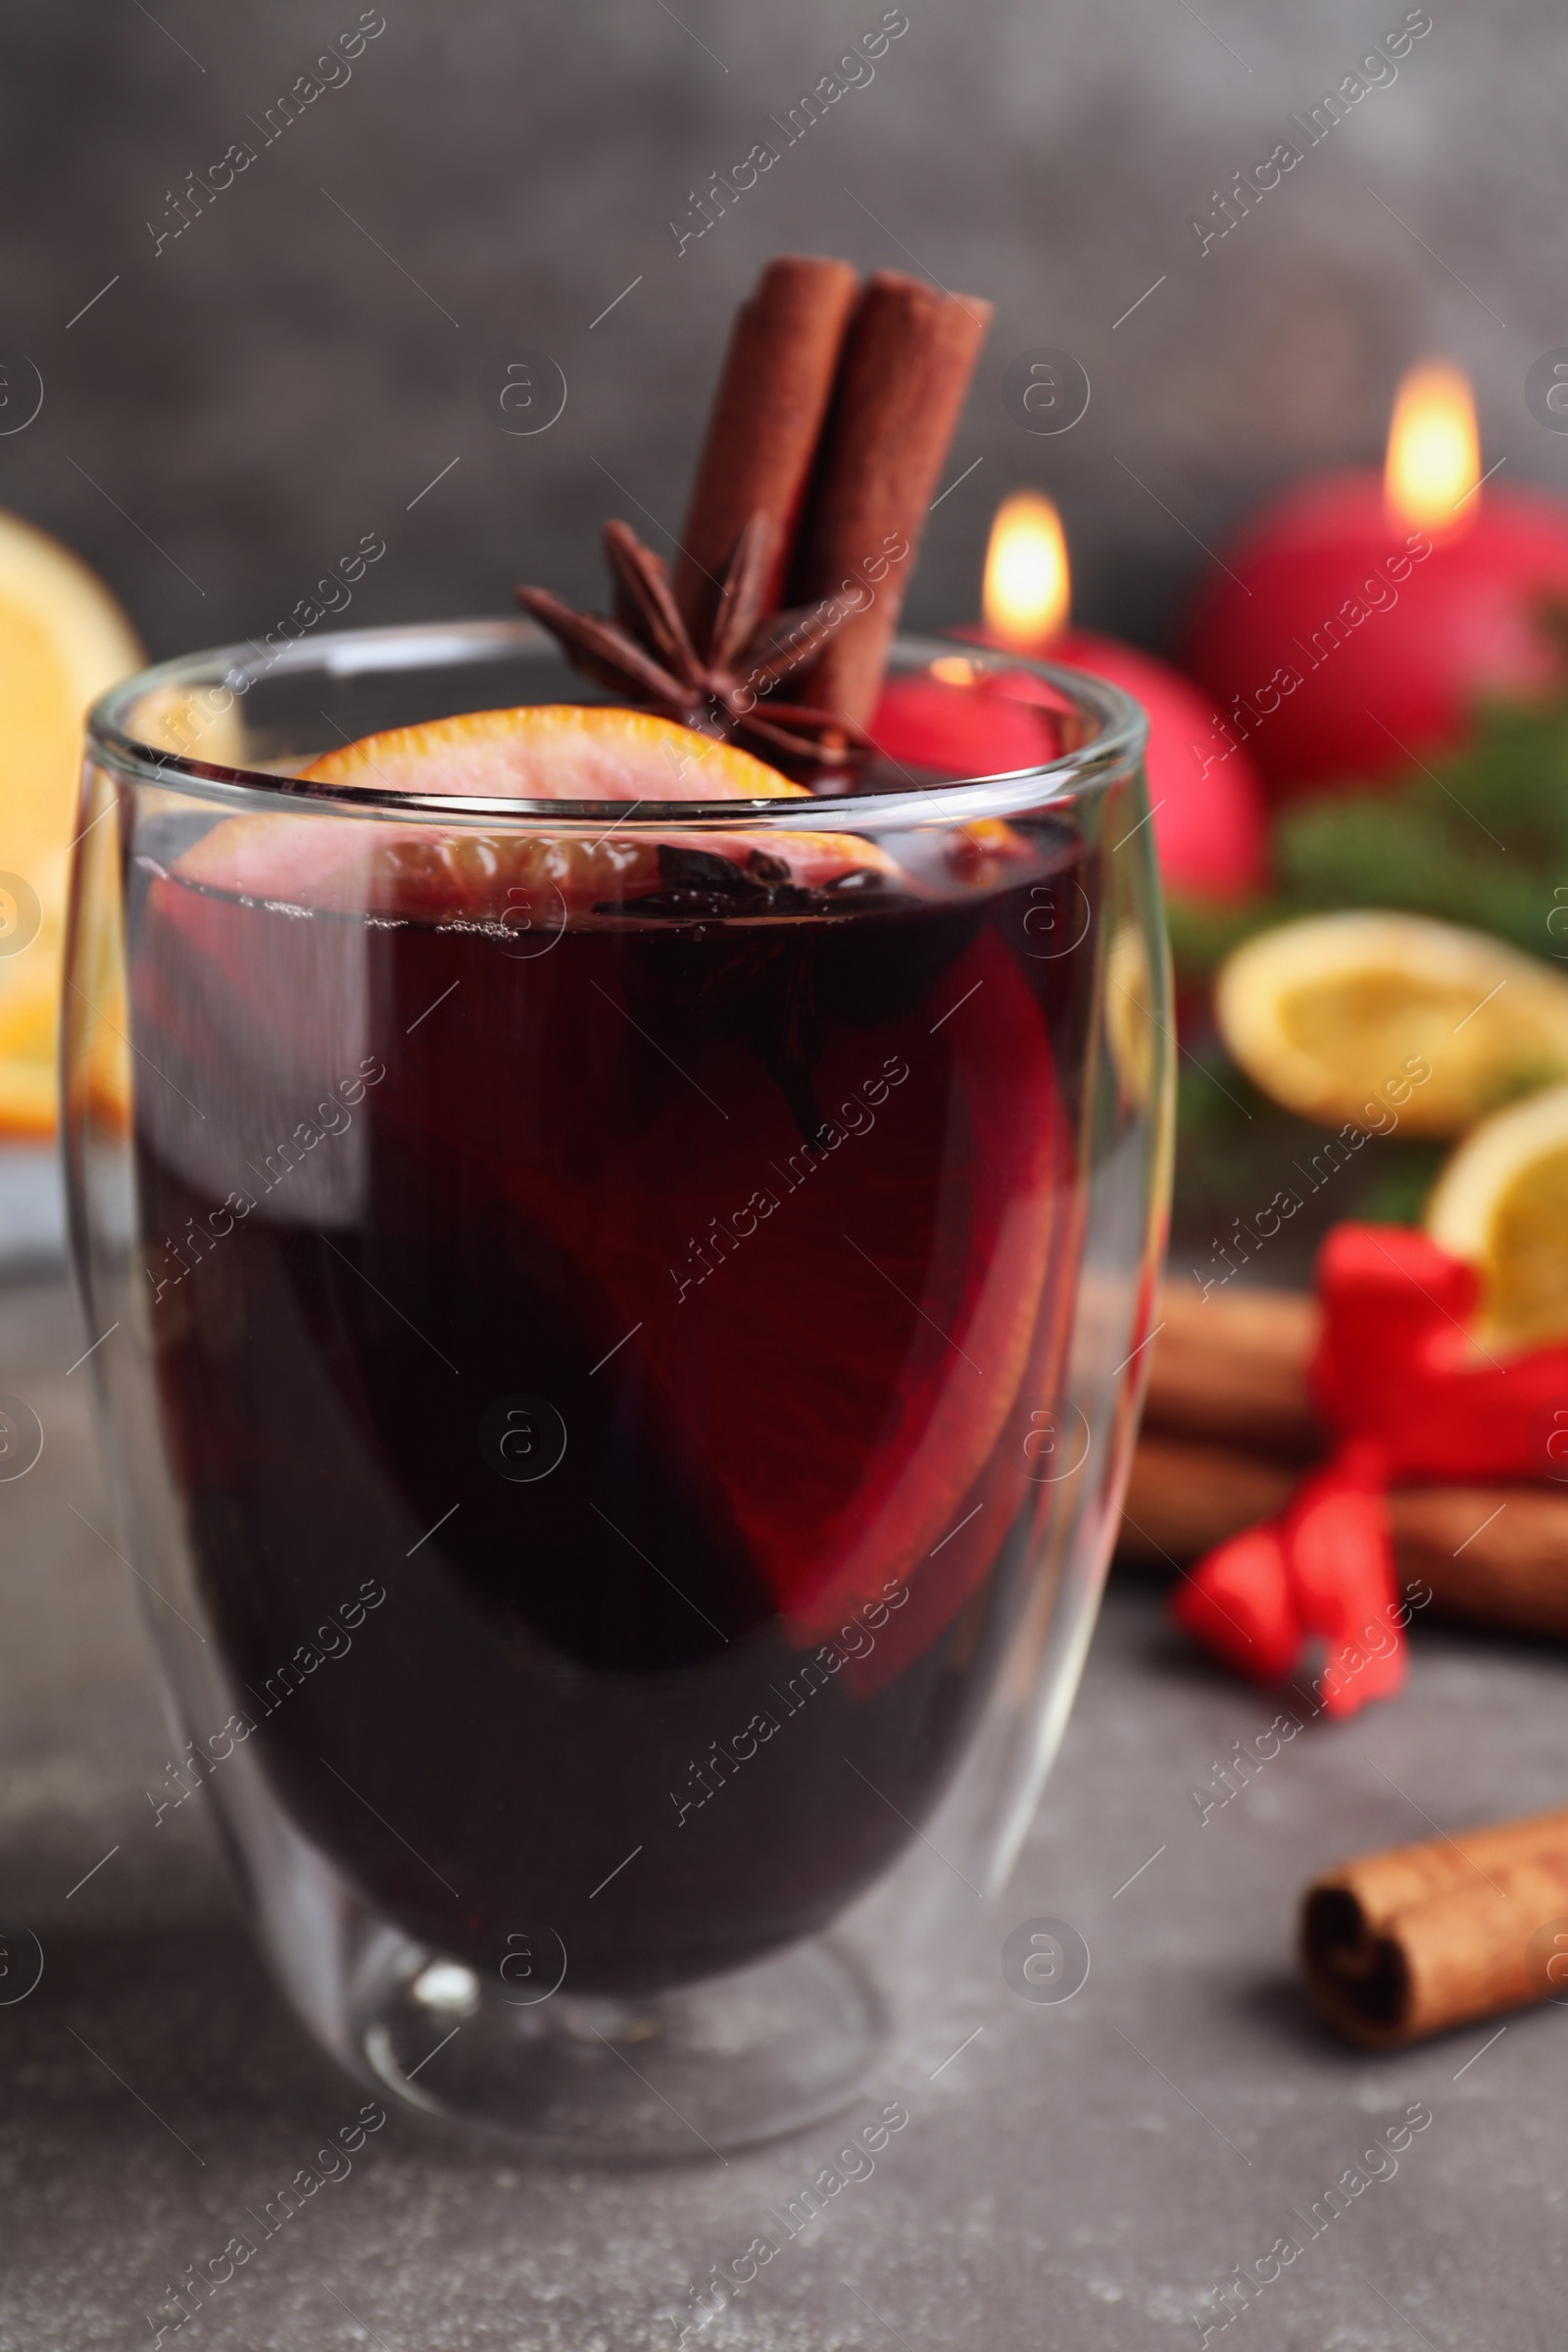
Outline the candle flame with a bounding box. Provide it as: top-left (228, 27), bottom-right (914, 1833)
top-left (1385, 360), bottom-right (1480, 532)
top-left (983, 491), bottom-right (1070, 646)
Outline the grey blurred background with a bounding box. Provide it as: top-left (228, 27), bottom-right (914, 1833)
top-left (1, 0), bottom-right (1560, 662)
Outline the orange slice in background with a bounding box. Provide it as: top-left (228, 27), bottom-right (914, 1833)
top-left (0, 984), bottom-right (56, 1139)
top-left (1426, 1080), bottom-right (1568, 1348)
top-left (0, 509), bottom-right (142, 1138)
top-left (1216, 911), bottom-right (1568, 1138)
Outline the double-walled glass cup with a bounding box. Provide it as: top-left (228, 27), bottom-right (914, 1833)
top-left (65, 621), bottom-right (1171, 2159)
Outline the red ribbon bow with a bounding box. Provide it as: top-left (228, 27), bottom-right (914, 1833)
top-left (1170, 1222), bottom-right (1568, 1716)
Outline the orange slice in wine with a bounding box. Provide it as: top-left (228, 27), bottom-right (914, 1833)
top-left (610, 928), bottom-right (1070, 1655)
top-left (141, 705), bottom-right (901, 1094)
top-left (163, 705), bottom-right (900, 922)
top-left (299, 703), bottom-right (800, 801)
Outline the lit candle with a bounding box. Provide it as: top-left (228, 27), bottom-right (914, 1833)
top-left (871, 491), bottom-right (1270, 902)
top-left (1183, 361), bottom-right (1568, 801)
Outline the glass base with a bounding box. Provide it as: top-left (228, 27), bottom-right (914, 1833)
top-left (343, 1901), bottom-right (892, 2161)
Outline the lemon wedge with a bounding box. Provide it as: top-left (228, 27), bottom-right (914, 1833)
top-left (1427, 1079), bottom-right (1568, 1346)
top-left (1215, 911), bottom-right (1568, 1138)
top-left (0, 509), bottom-right (141, 1139)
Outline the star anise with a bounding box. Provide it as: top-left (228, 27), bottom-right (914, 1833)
top-left (515, 514), bottom-right (873, 773)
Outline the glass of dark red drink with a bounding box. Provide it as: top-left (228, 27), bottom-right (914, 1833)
top-left (66, 619), bottom-right (1169, 2157)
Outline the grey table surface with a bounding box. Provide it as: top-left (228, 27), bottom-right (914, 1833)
top-left (3, 1267), bottom-right (1566, 2352)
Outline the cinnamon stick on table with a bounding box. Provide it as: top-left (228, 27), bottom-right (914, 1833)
top-left (674, 256), bottom-right (858, 652)
top-left (1302, 1806), bottom-right (1568, 2047)
top-left (1122, 1433), bottom-right (1297, 1562)
top-left (787, 271), bottom-right (993, 729)
top-left (1124, 1282), bottom-right (1568, 1640)
top-left (1124, 1434), bottom-right (1568, 1635)
top-left (1142, 1281), bottom-right (1321, 1460)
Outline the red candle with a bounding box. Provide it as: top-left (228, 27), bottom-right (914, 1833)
top-left (1183, 362), bottom-right (1568, 803)
top-left (870, 492), bottom-right (1269, 903)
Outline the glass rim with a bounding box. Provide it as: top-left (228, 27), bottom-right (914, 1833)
top-left (85, 616), bottom-right (1150, 830)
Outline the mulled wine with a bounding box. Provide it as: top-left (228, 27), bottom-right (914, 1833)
top-left (129, 801), bottom-right (1095, 1994)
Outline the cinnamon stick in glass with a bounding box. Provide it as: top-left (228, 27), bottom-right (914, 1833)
top-left (673, 256), bottom-right (859, 651)
top-left (787, 270), bottom-right (993, 729)
top-left (1302, 1806), bottom-right (1568, 2047)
